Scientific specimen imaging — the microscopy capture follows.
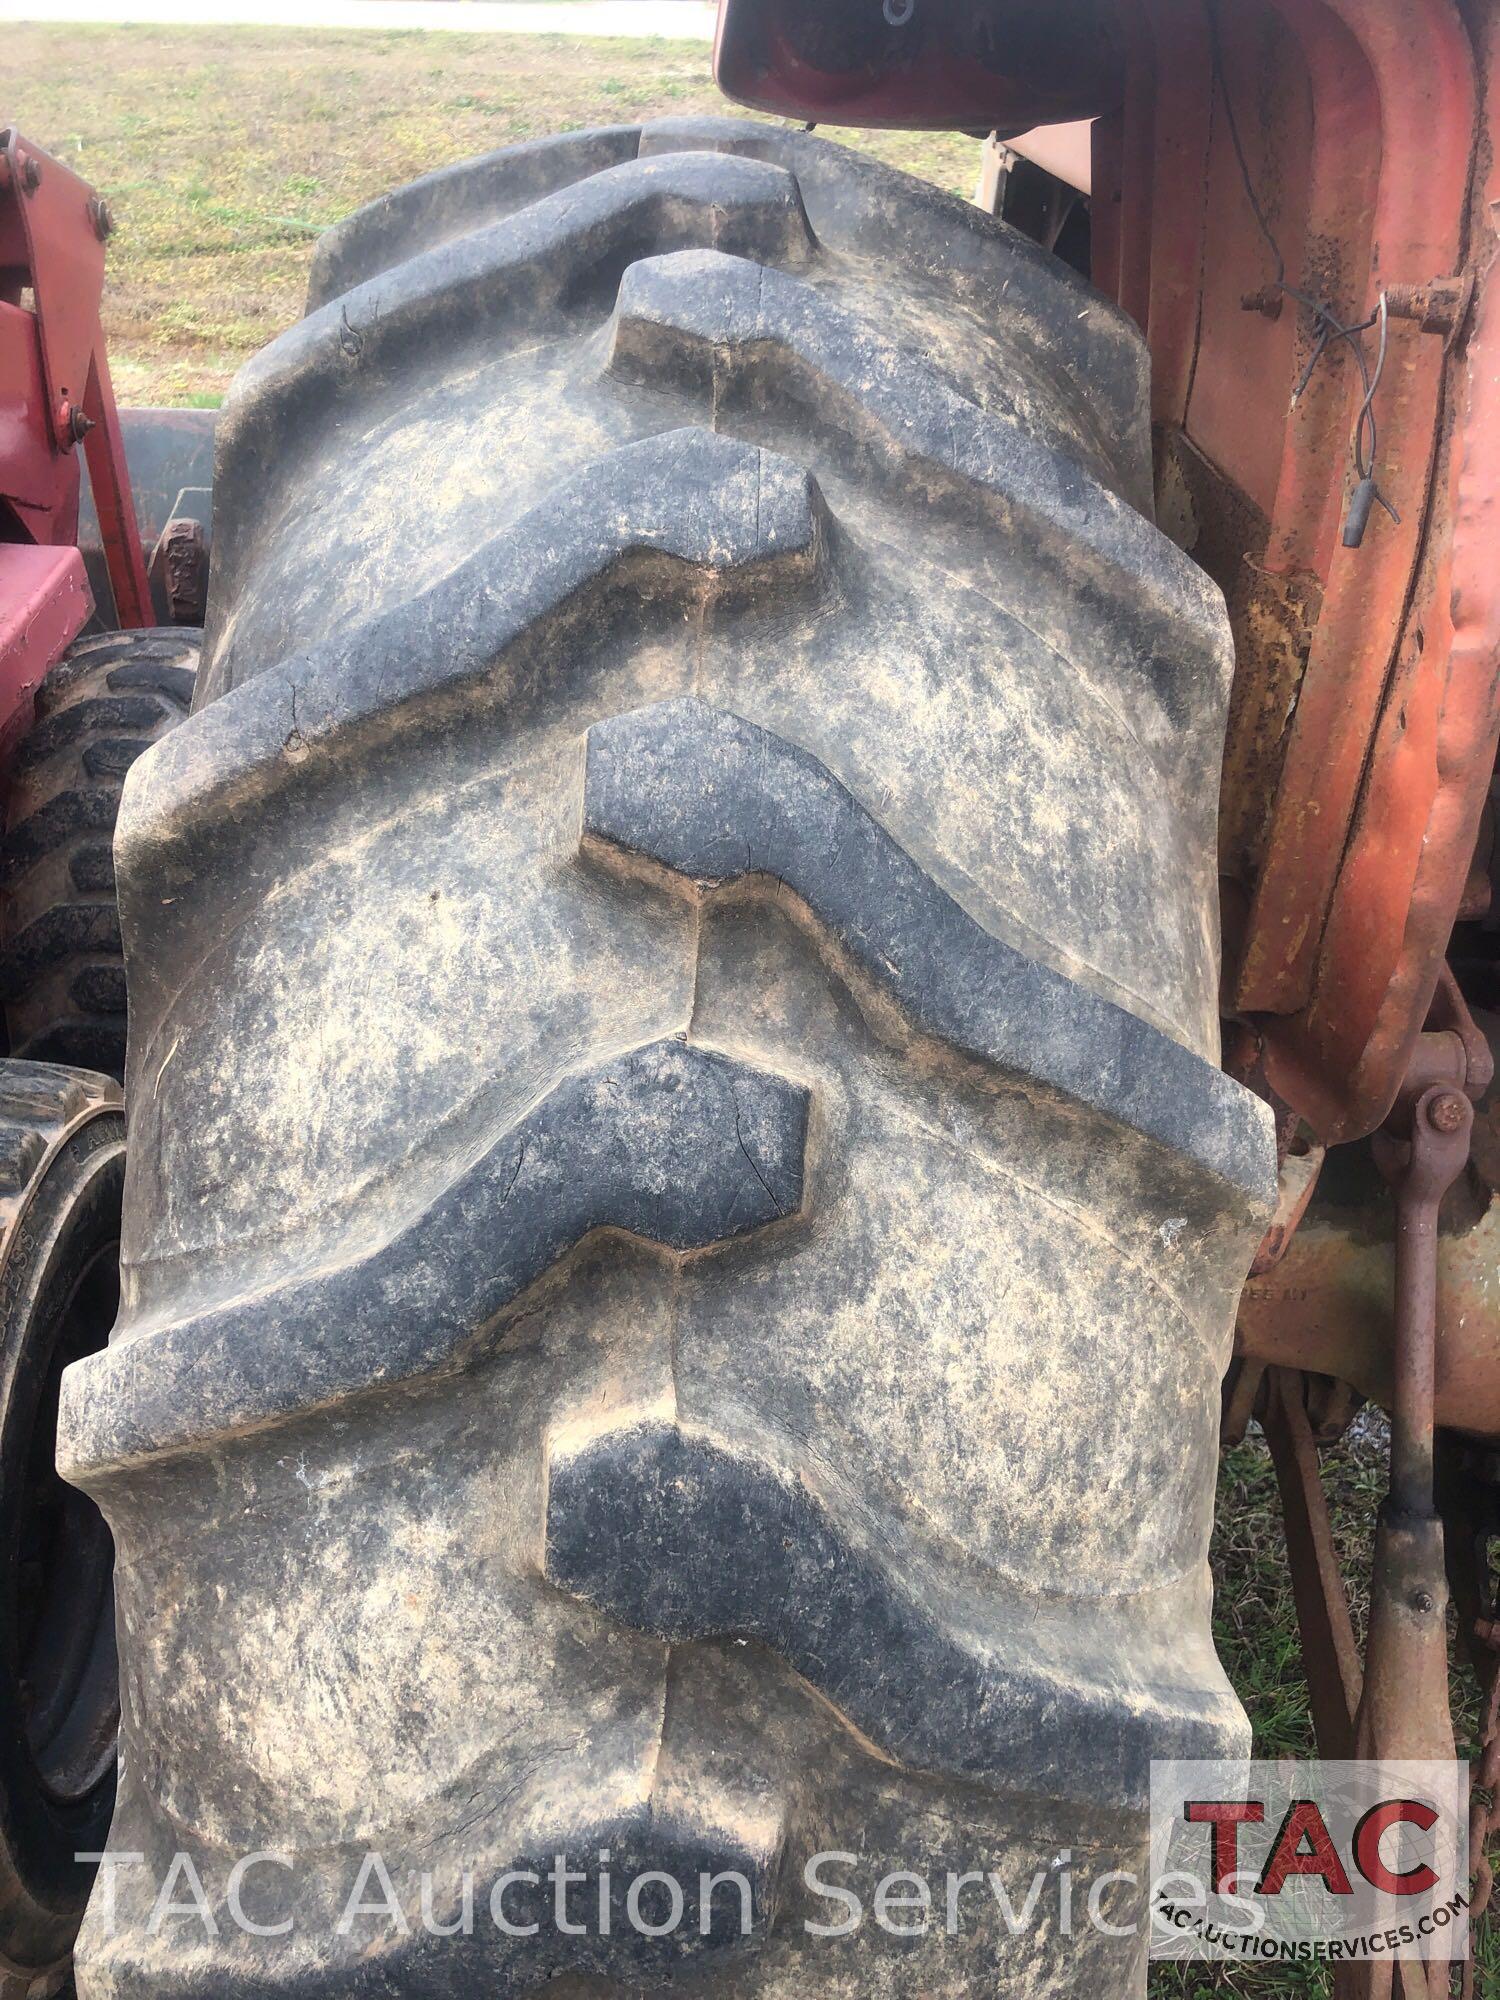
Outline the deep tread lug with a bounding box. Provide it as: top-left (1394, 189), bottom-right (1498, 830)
top-left (0, 633), bottom-right (198, 1079)
top-left (60, 1037), bottom-right (809, 1471)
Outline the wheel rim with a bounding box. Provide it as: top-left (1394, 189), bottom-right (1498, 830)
top-left (14, 1236), bottom-right (120, 1808)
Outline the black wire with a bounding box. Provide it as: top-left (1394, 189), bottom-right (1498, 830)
top-left (1283, 283), bottom-right (1383, 482)
top-left (1204, 0), bottom-right (1398, 530)
top-left (1206, 0), bottom-right (1286, 286)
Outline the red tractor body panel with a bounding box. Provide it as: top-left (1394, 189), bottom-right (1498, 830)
top-left (0, 542), bottom-right (90, 756)
top-left (0, 124), bottom-right (151, 722)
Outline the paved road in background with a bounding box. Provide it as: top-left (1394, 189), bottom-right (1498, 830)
top-left (2, 0), bottom-right (715, 34)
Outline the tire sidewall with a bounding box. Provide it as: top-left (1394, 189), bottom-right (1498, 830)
top-left (0, 1117), bottom-right (124, 1973)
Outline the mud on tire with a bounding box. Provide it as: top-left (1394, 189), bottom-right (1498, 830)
top-left (0, 630), bottom-right (199, 1080)
top-left (59, 122), bottom-right (1274, 1998)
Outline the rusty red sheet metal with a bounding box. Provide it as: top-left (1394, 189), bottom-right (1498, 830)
top-left (1238, 1217), bottom-right (1500, 1439)
top-left (1261, 1369), bottom-right (1362, 1759)
top-left (1237, 0), bottom-right (1475, 1039)
top-left (1269, 191), bottom-right (1500, 1143)
top-left (1086, 0), bottom-right (1497, 1146)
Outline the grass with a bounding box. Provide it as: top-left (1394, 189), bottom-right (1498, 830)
top-left (7, 23), bottom-right (979, 402)
top-left (9, 22), bottom-right (1498, 1992)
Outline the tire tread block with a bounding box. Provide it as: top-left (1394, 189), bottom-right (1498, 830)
top-left (582, 697), bottom-right (1273, 1213)
top-left (59, 1038), bottom-right (808, 1472)
top-left (606, 248), bottom-right (1223, 723)
top-left (228, 152), bottom-right (816, 472)
top-left (545, 1414), bottom-right (1247, 1814)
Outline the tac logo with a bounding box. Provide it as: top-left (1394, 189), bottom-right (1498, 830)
top-left (1186, 1794), bottom-right (1446, 1899)
top-left (1149, 1761), bottom-right (1471, 1966)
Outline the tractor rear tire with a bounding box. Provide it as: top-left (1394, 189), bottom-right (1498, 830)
top-left (61, 122), bottom-right (1274, 1998)
top-left (0, 630), bottom-right (199, 1081)
top-left (0, 1064), bottom-right (123, 2000)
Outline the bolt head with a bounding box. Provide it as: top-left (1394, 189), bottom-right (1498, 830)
top-left (1413, 1591), bottom-right (1437, 1616)
top-left (60, 402), bottom-right (94, 444)
top-left (19, 154), bottom-right (40, 193)
top-left (1427, 1091), bottom-right (1468, 1135)
top-left (88, 195), bottom-right (114, 241)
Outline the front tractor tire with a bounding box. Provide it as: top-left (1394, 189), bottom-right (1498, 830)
top-left (0, 629), bottom-right (199, 1082)
top-left (0, 631), bottom-right (196, 1993)
top-left (0, 1064), bottom-right (124, 2000)
top-left (60, 122), bottom-right (1274, 1998)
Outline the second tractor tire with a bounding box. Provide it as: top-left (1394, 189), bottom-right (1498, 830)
top-left (60, 122), bottom-right (1274, 1999)
top-left (0, 629), bottom-right (199, 1081)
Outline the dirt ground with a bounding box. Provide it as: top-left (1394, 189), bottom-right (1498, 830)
top-left (10, 23), bottom-right (1497, 1994)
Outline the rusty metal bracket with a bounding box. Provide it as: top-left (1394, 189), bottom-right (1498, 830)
top-left (1336, 1080), bottom-right (1475, 2000)
top-left (1263, 1368), bottom-right (1363, 1758)
top-left (1251, 1139), bottom-right (1327, 1274)
top-left (1384, 273), bottom-right (1476, 344)
top-left (1375, 1082), bottom-right (1474, 1525)
top-left (147, 516), bottom-right (208, 627)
